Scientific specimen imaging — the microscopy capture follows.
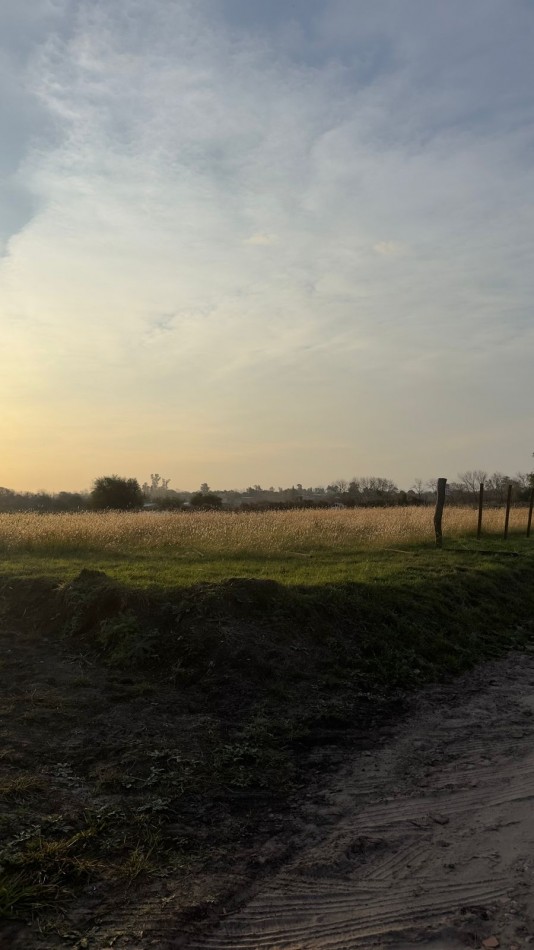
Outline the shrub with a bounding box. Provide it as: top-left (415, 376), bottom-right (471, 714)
top-left (91, 476), bottom-right (143, 511)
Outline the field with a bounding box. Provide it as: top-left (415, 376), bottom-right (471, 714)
top-left (1, 507), bottom-right (533, 946)
top-left (0, 506), bottom-right (530, 588)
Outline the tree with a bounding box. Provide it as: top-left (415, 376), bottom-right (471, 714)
top-left (458, 470), bottom-right (488, 497)
top-left (411, 478), bottom-right (425, 499)
top-left (152, 493), bottom-right (184, 510)
top-left (514, 472), bottom-right (532, 490)
top-left (147, 474), bottom-right (171, 498)
top-left (91, 475), bottom-right (144, 510)
top-left (486, 472), bottom-right (513, 504)
top-left (0, 487), bottom-right (16, 512)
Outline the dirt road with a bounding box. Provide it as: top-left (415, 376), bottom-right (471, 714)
top-left (188, 652), bottom-right (534, 950)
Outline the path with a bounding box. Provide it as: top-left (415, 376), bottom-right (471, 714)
top-left (187, 652), bottom-right (534, 949)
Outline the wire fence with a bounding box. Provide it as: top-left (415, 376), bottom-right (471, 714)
top-left (433, 479), bottom-right (533, 546)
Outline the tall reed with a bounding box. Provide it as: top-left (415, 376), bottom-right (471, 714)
top-left (0, 507), bottom-right (528, 556)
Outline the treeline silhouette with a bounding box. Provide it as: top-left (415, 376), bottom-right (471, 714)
top-left (1, 469), bottom-right (532, 513)
top-left (0, 488), bottom-right (88, 513)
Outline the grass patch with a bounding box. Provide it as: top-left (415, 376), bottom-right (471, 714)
top-left (0, 776), bottom-right (46, 801)
top-left (0, 872), bottom-right (59, 920)
top-left (0, 810), bottom-right (165, 922)
top-left (0, 533), bottom-right (531, 589)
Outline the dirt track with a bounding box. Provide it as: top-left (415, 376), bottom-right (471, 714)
top-left (188, 652), bottom-right (534, 950)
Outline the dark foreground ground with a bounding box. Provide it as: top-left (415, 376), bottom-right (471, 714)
top-left (0, 550), bottom-right (533, 947)
top-left (189, 651), bottom-right (534, 949)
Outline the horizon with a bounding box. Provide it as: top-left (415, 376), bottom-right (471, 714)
top-left (2, 468), bottom-right (532, 497)
top-left (2, 1), bottom-right (533, 489)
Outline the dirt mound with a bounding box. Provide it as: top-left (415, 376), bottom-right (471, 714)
top-left (2, 561), bottom-right (534, 948)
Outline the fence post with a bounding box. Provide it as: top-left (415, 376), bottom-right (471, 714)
top-left (477, 482), bottom-right (484, 540)
top-left (527, 486), bottom-right (534, 539)
top-left (434, 478), bottom-right (447, 548)
top-left (503, 483), bottom-right (512, 540)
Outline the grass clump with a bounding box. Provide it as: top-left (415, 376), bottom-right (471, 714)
top-left (97, 612), bottom-right (159, 666)
top-left (0, 776), bottom-right (45, 801)
top-left (0, 872), bottom-right (58, 920)
top-left (0, 809), bottom-right (169, 923)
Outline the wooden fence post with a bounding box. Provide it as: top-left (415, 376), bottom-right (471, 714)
top-left (527, 486), bottom-right (534, 539)
top-left (434, 478), bottom-right (447, 548)
top-left (477, 482), bottom-right (484, 540)
top-left (503, 483), bottom-right (512, 540)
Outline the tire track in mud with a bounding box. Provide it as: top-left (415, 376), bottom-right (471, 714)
top-left (188, 653), bottom-right (534, 949)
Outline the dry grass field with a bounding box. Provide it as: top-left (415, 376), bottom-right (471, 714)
top-left (0, 506), bottom-right (528, 557)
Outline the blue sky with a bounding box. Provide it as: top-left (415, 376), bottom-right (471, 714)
top-left (1, 0), bottom-right (533, 491)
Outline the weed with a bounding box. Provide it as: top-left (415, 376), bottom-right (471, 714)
top-left (0, 776), bottom-right (45, 800)
top-left (116, 844), bottom-right (157, 883)
top-left (96, 613), bottom-right (159, 666)
top-left (0, 871), bottom-right (58, 919)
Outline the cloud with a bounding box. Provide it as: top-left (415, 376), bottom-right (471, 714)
top-left (244, 233), bottom-right (279, 246)
top-left (0, 0), bottom-right (533, 488)
top-left (0, 4), bottom-right (70, 253)
top-left (373, 241), bottom-right (406, 257)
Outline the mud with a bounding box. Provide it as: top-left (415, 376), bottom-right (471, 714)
top-left (188, 652), bottom-right (534, 949)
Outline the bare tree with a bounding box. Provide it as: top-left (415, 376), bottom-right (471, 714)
top-left (514, 472), bottom-right (532, 490)
top-left (148, 474), bottom-right (172, 498)
top-left (458, 470), bottom-right (488, 497)
top-left (411, 478), bottom-right (425, 498)
top-left (486, 472), bottom-right (514, 504)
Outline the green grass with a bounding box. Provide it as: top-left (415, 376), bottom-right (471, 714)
top-left (10, 535), bottom-right (531, 704)
top-left (0, 534), bottom-right (531, 589)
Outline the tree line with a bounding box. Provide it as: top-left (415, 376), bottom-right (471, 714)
top-left (0, 469), bottom-right (532, 513)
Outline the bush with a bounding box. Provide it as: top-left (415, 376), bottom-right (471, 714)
top-left (90, 476), bottom-right (143, 511)
top-left (190, 492), bottom-right (223, 510)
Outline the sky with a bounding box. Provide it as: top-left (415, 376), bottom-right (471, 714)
top-left (1, 0), bottom-right (533, 492)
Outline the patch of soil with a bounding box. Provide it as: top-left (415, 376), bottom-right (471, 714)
top-left (187, 652), bottom-right (534, 949)
top-left (0, 574), bottom-right (392, 948)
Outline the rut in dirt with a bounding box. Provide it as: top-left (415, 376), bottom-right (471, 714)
top-left (186, 652), bottom-right (534, 950)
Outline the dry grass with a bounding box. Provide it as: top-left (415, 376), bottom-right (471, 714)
top-left (0, 506), bottom-right (528, 557)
